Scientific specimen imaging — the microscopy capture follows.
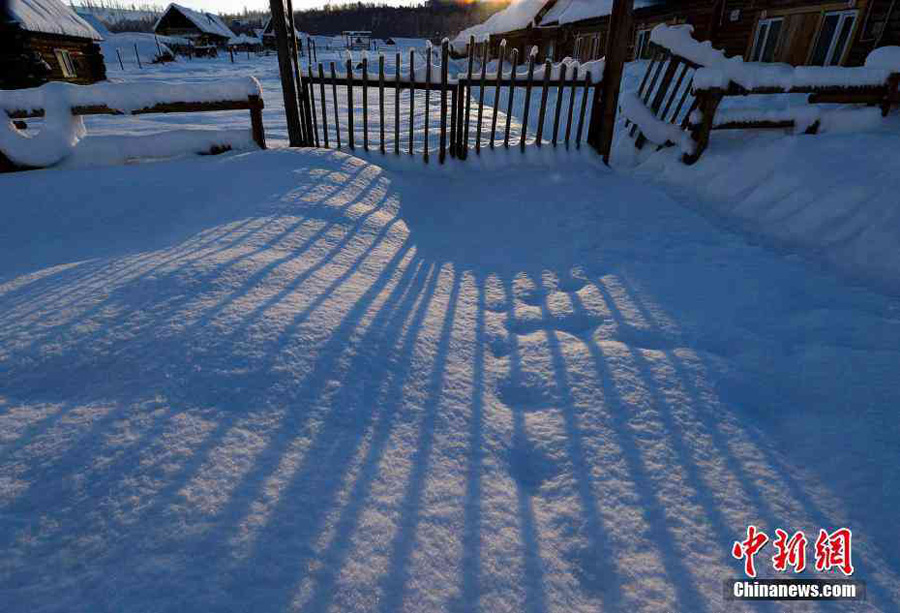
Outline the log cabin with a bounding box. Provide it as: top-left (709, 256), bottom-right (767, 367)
top-left (1, 0), bottom-right (106, 90)
top-left (153, 3), bottom-right (235, 48)
top-left (456, 0), bottom-right (898, 67)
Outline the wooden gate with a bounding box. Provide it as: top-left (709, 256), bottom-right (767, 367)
top-left (299, 38), bottom-right (598, 164)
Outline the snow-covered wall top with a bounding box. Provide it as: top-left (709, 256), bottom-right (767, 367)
top-left (539, 0), bottom-right (655, 27)
top-left (0, 77), bottom-right (262, 115)
top-left (651, 24), bottom-right (895, 89)
top-left (154, 3), bottom-right (234, 39)
top-left (452, 0), bottom-right (546, 50)
top-left (5, 0), bottom-right (103, 41)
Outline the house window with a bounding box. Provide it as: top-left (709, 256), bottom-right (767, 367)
top-left (635, 28), bottom-right (652, 60)
top-left (54, 49), bottom-right (77, 77)
top-left (750, 17), bottom-right (783, 62)
top-left (810, 10), bottom-right (858, 66)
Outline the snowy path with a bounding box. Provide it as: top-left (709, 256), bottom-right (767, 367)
top-left (1, 149), bottom-right (899, 612)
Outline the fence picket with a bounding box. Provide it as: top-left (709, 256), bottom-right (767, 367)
top-left (395, 52), bottom-right (401, 154)
top-left (463, 35), bottom-right (475, 159)
top-left (318, 63), bottom-right (329, 148)
top-left (476, 43), bottom-right (488, 154)
top-left (576, 72), bottom-right (591, 149)
top-left (520, 48), bottom-right (537, 152)
top-left (535, 58), bottom-right (551, 147)
top-left (330, 62), bottom-right (341, 149)
top-left (409, 48), bottom-right (415, 155)
top-left (424, 45), bottom-right (432, 163)
top-left (552, 62), bottom-right (567, 147)
top-left (346, 58), bottom-right (355, 150)
top-left (564, 65), bottom-right (578, 149)
top-left (440, 40), bottom-right (448, 164)
top-left (362, 57), bottom-right (369, 151)
top-left (490, 41), bottom-right (506, 149)
top-left (379, 55), bottom-right (385, 154)
top-left (307, 43), bottom-right (319, 147)
top-left (504, 47), bottom-right (518, 149)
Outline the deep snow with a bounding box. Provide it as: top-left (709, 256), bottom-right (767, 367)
top-left (1, 148), bottom-right (899, 612)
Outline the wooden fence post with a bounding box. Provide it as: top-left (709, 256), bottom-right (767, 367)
top-left (268, 0), bottom-right (304, 146)
top-left (588, 0), bottom-right (633, 164)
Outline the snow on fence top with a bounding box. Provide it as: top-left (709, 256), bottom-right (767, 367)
top-left (0, 77), bottom-right (262, 115)
top-left (452, 0), bottom-right (545, 51)
top-left (651, 24), bottom-right (895, 90)
top-left (865, 46), bottom-right (900, 71)
top-left (154, 3), bottom-right (234, 39)
top-left (6, 0), bottom-right (103, 41)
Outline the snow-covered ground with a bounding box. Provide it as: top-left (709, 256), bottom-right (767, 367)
top-left (2, 144), bottom-right (900, 612)
top-left (2, 40), bottom-right (900, 613)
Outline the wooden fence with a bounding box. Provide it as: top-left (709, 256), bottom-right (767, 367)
top-left (300, 37), bottom-right (598, 164)
top-left (626, 40), bottom-right (900, 164)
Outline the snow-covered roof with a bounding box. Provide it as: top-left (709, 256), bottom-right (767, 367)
top-left (4, 0), bottom-right (103, 41)
top-left (228, 33), bottom-right (261, 46)
top-left (261, 16), bottom-right (302, 38)
top-left (453, 0), bottom-right (547, 48)
top-left (539, 0), bottom-right (657, 27)
top-left (154, 3), bottom-right (234, 39)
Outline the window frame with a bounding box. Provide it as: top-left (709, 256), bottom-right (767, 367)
top-left (810, 9), bottom-right (858, 66)
top-left (54, 49), bottom-right (77, 78)
top-left (749, 16), bottom-right (784, 62)
top-left (635, 28), bottom-right (652, 60)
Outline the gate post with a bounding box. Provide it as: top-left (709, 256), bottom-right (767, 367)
top-left (587, 0), bottom-right (633, 164)
top-left (268, 0), bottom-right (308, 146)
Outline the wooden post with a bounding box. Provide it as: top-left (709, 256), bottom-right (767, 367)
top-left (155, 35), bottom-right (162, 56)
top-left (229, 46), bottom-right (234, 63)
top-left (249, 95), bottom-right (267, 149)
top-left (588, 0), bottom-right (633, 164)
top-left (577, 73), bottom-right (591, 149)
top-left (682, 89), bottom-right (721, 165)
top-left (116, 48), bottom-right (124, 71)
top-left (134, 43), bottom-right (142, 69)
top-left (379, 54), bottom-right (385, 154)
top-left (285, 0), bottom-right (313, 144)
top-left (268, 0), bottom-right (304, 146)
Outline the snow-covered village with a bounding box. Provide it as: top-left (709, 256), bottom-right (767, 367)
top-left (1, 0), bottom-right (900, 610)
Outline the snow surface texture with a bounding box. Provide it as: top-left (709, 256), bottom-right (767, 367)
top-left (1, 148), bottom-right (899, 613)
top-left (5, 0), bottom-right (102, 40)
top-left (611, 59), bottom-right (900, 295)
top-left (651, 24), bottom-right (894, 90)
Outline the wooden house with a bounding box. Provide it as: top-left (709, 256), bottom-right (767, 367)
top-left (260, 16), bottom-right (303, 51)
top-left (1, 0), bottom-right (106, 90)
top-left (713, 0), bottom-right (899, 67)
top-left (153, 3), bottom-right (235, 48)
